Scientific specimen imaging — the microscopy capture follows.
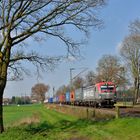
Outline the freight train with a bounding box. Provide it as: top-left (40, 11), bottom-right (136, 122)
top-left (48, 81), bottom-right (117, 107)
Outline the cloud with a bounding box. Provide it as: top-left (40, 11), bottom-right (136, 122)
top-left (66, 56), bottom-right (76, 62)
top-left (116, 42), bottom-right (123, 54)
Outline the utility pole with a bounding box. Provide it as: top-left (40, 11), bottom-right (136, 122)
top-left (53, 86), bottom-right (55, 98)
top-left (70, 68), bottom-right (75, 88)
top-left (70, 67), bottom-right (88, 88)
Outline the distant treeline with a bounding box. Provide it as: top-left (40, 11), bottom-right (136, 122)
top-left (3, 96), bottom-right (31, 105)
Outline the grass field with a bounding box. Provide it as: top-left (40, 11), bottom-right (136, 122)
top-left (0, 104), bottom-right (140, 140)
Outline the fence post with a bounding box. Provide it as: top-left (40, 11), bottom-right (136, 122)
top-left (115, 106), bottom-right (120, 119)
top-left (86, 108), bottom-right (89, 119)
top-left (92, 109), bottom-right (95, 118)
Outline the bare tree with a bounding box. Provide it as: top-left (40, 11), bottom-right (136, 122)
top-left (120, 34), bottom-right (140, 104)
top-left (31, 83), bottom-right (49, 103)
top-left (72, 76), bottom-right (85, 89)
top-left (0, 0), bottom-right (106, 132)
top-left (96, 55), bottom-right (127, 86)
top-left (56, 85), bottom-right (67, 96)
top-left (85, 70), bottom-right (96, 86)
top-left (129, 19), bottom-right (140, 35)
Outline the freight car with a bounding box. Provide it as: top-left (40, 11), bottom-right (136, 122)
top-left (53, 81), bottom-right (116, 107)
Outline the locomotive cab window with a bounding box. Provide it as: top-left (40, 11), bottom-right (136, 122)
top-left (101, 85), bottom-right (114, 91)
top-left (108, 86), bottom-right (114, 90)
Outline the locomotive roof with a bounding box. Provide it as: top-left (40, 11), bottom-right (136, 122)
top-left (96, 82), bottom-right (115, 86)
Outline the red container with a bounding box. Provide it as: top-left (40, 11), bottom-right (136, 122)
top-left (70, 90), bottom-right (75, 102)
top-left (59, 94), bottom-right (66, 102)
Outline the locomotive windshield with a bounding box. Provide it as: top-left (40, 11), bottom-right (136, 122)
top-left (100, 85), bottom-right (114, 91)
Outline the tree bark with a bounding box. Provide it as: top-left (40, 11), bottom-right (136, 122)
top-left (136, 78), bottom-right (139, 103)
top-left (0, 47), bottom-right (10, 133)
top-left (134, 78), bottom-right (137, 104)
top-left (134, 77), bottom-right (139, 104)
top-left (0, 93), bottom-right (4, 133)
top-left (0, 80), bottom-right (6, 133)
top-left (0, 78), bottom-right (8, 133)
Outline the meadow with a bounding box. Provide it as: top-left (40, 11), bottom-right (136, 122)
top-left (0, 104), bottom-right (140, 140)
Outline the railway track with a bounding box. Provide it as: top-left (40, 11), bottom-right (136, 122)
top-left (46, 104), bottom-right (116, 118)
top-left (47, 103), bottom-right (140, 118)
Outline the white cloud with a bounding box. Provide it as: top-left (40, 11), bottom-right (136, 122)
top-left (116, 42), bottom-right (123, 54)
top-left (66, 56), bottom-right (76, 62)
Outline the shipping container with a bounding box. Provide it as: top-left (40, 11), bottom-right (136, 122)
top-left (83, 85), bottom-right (96, 101)
top-left (65, 91), bottom-right (70, 102)
top-left (56, 96), bottom-right (59, 102)
top-left (48, 97), bottom-right (53, 103)
top-left (53, 96), bottom-right (56, 102)
top-left (75, 88), bottom-right (83, 101)
top-left (59, 94), bottom-right (65, 103)
top-left (70, 90), bottom-right (75, 102)
top-left (53, 96), bottom-right (59, 103)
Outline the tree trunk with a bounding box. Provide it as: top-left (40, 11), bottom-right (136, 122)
top-left (0, 80), bottom-right (6, 133)
top-left (0, 79), bottom-right (7, 133)
top-left (0, 63), bottom-right (9, 133)
top-left (0, 93), bottom-right (4, 133)
top-left (137, 77), bottom-right (140, 98)
top-left (136, 78), bottom-right (139, 103)
top-left (134, 77), bottom-right (139, 104)
top-left (134, 89), bottom-right (138, 104)
top-left (0, 37), bottom-right (12, 133)
top-left (134, 78), bottom-right (137, 104)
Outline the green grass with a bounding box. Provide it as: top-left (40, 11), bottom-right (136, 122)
top-left (1, 104), bottom-right (140, 140)
top-left (3, 104), bottom-right (39, 127)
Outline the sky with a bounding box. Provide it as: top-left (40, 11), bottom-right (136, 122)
top-left (4, 0), bottom-right (140, 98)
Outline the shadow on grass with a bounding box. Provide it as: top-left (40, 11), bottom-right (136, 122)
top-left (25, 121), bottom-right (54, 135)
top-left (1, 118), bottom-right (114, 140)
top-left (25, 118), bottom-right (111, 136)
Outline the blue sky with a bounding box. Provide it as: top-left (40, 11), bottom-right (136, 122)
top-left (4, 0), bottom-right (140, 98)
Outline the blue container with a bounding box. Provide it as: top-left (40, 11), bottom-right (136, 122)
top-left (66, 91), bottom-right (70, 102)
top-left (56, 96), bottom-right (59, 102)
top-left (48, 97), bottom-right (53, 103)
